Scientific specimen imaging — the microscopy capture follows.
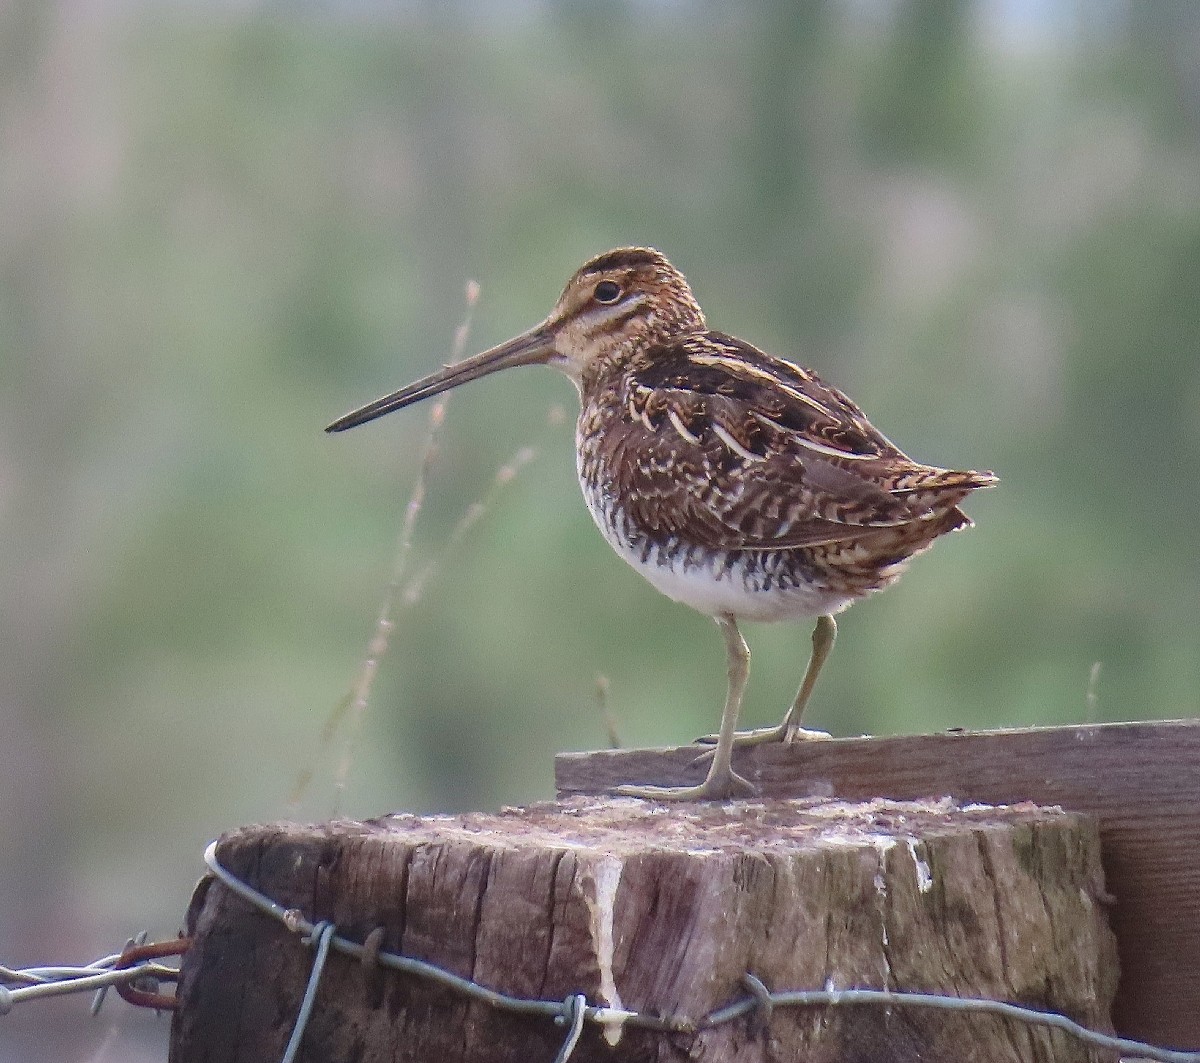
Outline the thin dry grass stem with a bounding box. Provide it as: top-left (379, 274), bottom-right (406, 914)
top-left (329, 282), bottom-right (481, 809)
top-left (400, 440), bottom-right (540, 606)
top-left (1086, 661), bottom-right (1102, 723)
top-left (399, 404), bottom-right (567, 609)
top-left (288, 281), bottom-right (479, 813)
top-left (595, 674), bottom-right (623, 749)
top-left (288, 690), bottom-right (353, 807)
top-left (326, 403), bottom-right (565, 807)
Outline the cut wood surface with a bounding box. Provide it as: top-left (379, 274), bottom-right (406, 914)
top-left (171, 797), bottom-right (1117, 1063)
top-left (557, 717), bottom-right (1200, 1049)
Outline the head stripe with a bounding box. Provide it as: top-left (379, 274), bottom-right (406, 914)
top-left (580, 247), bottom-right (668, 275)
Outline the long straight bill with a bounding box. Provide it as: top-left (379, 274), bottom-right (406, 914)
top-left (326, 324), bottom-right (554, 433)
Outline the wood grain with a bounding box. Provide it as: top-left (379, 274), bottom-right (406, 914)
top-left (556, 717), bottom-right (1200, 1049)
top-left (171, 798), bottom-right (1116, 1063)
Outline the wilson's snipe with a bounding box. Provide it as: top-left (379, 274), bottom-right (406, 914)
top-left (328, 247), bottom-right (996, 801)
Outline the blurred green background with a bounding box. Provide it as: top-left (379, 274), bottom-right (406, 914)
top-left (3, 1), bottom-right (1199, 1058)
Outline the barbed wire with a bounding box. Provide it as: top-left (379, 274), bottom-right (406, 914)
top-left (202, 840), bottom-right (1200, 1063)
top-left (0, 936), bottom-right (186, 1017)
top-left (4, 842), bottom-right (1194, 1063)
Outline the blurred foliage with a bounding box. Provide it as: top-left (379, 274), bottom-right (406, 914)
top-left (2, 1), bottom-right (1200, 1056)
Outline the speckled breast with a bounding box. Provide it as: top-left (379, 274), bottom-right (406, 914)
top-left (575, 428), bottom-right (862, 623)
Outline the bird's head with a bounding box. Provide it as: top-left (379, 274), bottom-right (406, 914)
top-left (542, 247), bottom-right (705, 384)
top-left (326, 247), bottom-right (704, 433)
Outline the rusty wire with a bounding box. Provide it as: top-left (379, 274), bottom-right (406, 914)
top-left (0, 936), bottom-right (187, 1016)
top-left (202, 840), bottom-right (1200, 1063)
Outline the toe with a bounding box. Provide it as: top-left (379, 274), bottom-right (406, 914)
top-left (783, 726), bottom-right (832, 744)
top-left (613, 769), bottom-right (758, 802)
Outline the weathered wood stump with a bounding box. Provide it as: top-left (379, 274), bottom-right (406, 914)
top-left (171, 796), bottom-right (1117, 1063)
top-left (557, 719), bottom-right (1200, 1048)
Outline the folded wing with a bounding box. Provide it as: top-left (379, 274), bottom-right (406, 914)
top-left (603, 333), bottom-right (996, 553)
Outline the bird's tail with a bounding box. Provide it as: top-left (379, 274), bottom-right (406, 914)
top-left (891, 466), bottom-right (998, 520)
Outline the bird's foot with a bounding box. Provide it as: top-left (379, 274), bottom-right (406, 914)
top-left (614, 766), bottom-right (757, 802)
top-left (693, 723), bottom-right (831, 749)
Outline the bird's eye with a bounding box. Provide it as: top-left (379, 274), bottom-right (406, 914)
top-left (593, 280), bottom-right (622, 304)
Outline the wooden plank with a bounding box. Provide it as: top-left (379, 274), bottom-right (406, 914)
top-left (171, 800), bottom-right (1116, 1063)
top-left (556, 717), bottom-right (1200, 1051)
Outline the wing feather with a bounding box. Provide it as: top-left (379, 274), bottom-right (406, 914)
top-left (598, 334), bottom-right (985, 553)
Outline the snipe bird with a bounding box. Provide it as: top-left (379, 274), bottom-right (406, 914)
top-left (328, 248), bottom-right (996, 801)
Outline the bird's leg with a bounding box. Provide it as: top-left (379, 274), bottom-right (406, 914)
top-left (616, 613), bottom-right (756, 800)
top-left (695, 614), bottom-right (837, 748)
top-left (776, 613), bottom-right (836, 741)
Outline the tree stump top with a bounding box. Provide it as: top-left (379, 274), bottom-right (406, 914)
top-left (360, 793), bottom-right (1075, 853)
top-left (174, 795), bottom-right (1117, 1063)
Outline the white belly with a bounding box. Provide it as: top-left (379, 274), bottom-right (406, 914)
top-left (579, 477), bottom-right (857, 622)
top-left (605, 530), bottom-right (854, 621)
